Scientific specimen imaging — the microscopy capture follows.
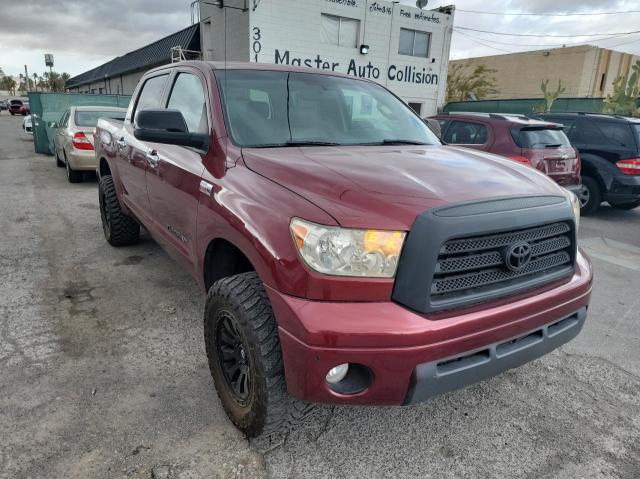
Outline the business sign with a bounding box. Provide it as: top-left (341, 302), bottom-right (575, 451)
top-left (274, 49), bottom-right (439, 86)
top-left (44, 54), bottom-right (54, 67)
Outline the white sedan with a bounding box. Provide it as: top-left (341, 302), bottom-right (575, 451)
top-left (22, 115), bottom-right (33, 134)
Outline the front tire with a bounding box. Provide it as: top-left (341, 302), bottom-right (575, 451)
top-left (204, 272), bottom-right (314, 445)
top-left (577, 176), bottom-right (602, 215)
top-left (98, 175), bottom-right (140, 246)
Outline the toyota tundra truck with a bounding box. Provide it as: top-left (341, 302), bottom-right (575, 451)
top-left (94, 61), bottom-right (592, 440)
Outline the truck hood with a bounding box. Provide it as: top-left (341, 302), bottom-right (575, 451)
top-left (241, 145), bottom-right (565, 230)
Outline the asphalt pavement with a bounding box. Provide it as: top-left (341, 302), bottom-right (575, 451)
top-left (0, 112), bottom-right (638, 479)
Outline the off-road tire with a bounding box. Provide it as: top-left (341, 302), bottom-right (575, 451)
top-left (204, 272), bottom-right (315, 448)
top-left (578, 175), bottom-right (602, 216)
top-left (609, 200), bottom-right (640, 211)
top-left (98, 175), bottom-right (140, 246)
top-left (55, 151), bottom-right (64, 167)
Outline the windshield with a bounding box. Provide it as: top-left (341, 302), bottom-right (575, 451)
top-left (215, 70), bottom-right (440, 147)
top-left (75, 110), bottom-right (125, 127)
top-left (512, 127), bottom-right (571, 148)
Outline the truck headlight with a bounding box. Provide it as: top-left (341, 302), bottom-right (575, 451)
top-left (568, 191), bottom-right (580, 232)
top-left (290, 218), bottom-right (406, 278)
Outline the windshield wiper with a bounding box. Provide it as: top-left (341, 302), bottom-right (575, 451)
top-left (250, 140), bottom-right (340, 148)
top-left (379, 139), bottom-right (431, 145)
top-left (543, 144), bottom-right (563, 148)
top-left (284, 140), bottom-right (340, 146)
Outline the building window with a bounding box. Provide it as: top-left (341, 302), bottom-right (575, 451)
top-left (408, 102), bottom-right (423, 115)
top-left (399, 28), bottom-right (431, 58)
top-left (321, 13), bottom-right (360, 48)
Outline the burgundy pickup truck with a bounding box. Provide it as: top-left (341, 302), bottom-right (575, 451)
top-left (95, 61), bottom-right (592, 440)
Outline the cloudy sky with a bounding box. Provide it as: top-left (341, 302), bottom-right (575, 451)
top-left (1, 0), bottom-right (639, 78)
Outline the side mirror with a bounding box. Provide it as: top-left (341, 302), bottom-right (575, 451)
top-left (134, 109), bottom-right (209, 150)
top-left (48, 121), bottom-right (58, 128)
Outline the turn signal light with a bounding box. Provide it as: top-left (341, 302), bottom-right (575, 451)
top-left (616, 158), bottom-right (640, 175)
top-left (72, 131), bottom-right (94, 150)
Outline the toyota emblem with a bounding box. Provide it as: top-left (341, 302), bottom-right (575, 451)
top-left (505, 242), bottom-right (532, 271)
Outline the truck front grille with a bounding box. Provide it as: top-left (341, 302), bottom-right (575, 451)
top-left (431, 222), bottom-right (573, 303)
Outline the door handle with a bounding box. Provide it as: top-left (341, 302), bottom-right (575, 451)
top-left (116, 137), bottom-right (127, 149)
top-left (146, 149), bottom-right (160, 167)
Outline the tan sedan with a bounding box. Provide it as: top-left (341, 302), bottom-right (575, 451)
top-left (53, 106), bottom-right (126, 183)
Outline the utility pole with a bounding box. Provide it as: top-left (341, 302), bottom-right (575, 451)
top-left (24, 65), bottom-right (29, 92)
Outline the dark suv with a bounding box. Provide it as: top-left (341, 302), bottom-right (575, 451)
top-left (431, 113), bottom-right (581, 194)
top-left (532, 113), bottom-right (640, 213)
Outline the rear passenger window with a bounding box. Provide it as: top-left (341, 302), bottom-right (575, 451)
top-left (595, 121), bottom-right (635, 148)
top-left (570, 120), bottom-right (603, 144)
top-left (167, 73), bottom-right (208, 134)
top-left (444, 121), bottom-right (488, 145)
top-left (134, 74), bottom-right (169, 123)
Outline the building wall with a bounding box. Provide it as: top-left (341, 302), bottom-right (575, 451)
top-left (67, 70), bottom-right (145, 95)
top-left (200, 0), bottom-right (249, 62)
top-left (450, 45), bottom-right (640, 100)
top-left (199, 0), bottom-right (454, 115)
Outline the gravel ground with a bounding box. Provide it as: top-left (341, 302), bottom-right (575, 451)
top-left (1, 112), bottom-right (639, 479)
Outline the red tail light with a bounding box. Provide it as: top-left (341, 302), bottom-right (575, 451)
top-left (616, 158), bottom-right (640, 175)
top-left (72, 131), bottom-right (94, 150)
top-left (509, 156), bottom-right (532, 166)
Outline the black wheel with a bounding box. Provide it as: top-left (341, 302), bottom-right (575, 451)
top-left (55, 150), bottom-right (64, 167)
top-left (609, 200), bottom-right (640, 211)
top-left (65, 154), bottom-right (83, 183)
top-left (98, 175), bottom-right (140, 246)
top-left (577, 176), bottom-right (602, 215)
top-left (204, 272), bottom-right (315, 444)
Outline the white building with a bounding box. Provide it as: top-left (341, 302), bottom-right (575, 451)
top-left (198, 0), bottom-right (455, 115)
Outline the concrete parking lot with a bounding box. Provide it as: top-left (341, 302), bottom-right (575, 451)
top-left (1, 112), bottom-right (639, 479)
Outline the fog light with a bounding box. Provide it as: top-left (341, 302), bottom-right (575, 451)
top-left (325, 363), bottom-right (349, 384)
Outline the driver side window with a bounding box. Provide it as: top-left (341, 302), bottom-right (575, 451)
top-left (166, 73), bottom-right (208, 134)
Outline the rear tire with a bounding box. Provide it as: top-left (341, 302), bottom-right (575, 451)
top-left (55, 151), bottom-right (64, 167)
top-left (204, 272), bottom-right (315, 448)
top-left (609, 200), bottom-right (640, 211)
top-left (578, 176), bottom-right (602, 215)
top-left (99, 175), bottom-right (140, 246)
top-left (65, 155), bottom-right (83, 183)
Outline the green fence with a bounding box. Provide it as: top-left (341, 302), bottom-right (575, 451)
top-left (28, 92), bottom-right (131, 155)
top-left (443, 97), bottom-right (605, 115)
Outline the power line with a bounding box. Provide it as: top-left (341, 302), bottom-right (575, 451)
top-left (452, 28), bottom-right (640, 48)
top-left (455, 26), bottom-right (640, 38)
top-left (457, 8), bottom-right (640, 17)
top-left (606, 35), bottom-right (640, 48)
top-left (455, 29), bottom-right (515, 53)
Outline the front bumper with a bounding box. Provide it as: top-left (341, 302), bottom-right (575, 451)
top-left (268, 249), bottom-right (592, 405)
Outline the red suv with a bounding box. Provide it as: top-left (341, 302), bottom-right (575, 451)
top-left (431, 113), bottom-right (581, 195)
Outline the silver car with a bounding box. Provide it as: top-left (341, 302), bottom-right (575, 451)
top-left (53, 106), bottom-right (126, 183)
